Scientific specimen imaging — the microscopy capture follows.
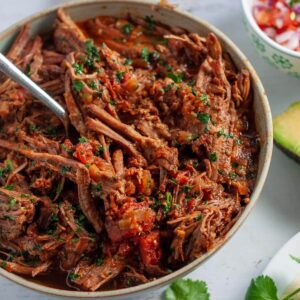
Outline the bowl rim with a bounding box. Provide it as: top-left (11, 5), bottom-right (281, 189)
top-left (241, 0), bottom-right (300, 58)
top-left (0, 0), bottom-right (273, 298)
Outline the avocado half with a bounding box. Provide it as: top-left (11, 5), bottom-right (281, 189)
top-left (273, 101), bottom-right (300, 163)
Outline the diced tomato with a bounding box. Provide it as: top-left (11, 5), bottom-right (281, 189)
top-left (73, 142), bottom-right (94, 164)
top-left (175, 171), bottom-right (189, 185)
top-left (139, 231), bottom-right (162, 266)
top-left (188, 199), bottom-right (196, 210)
top-left (106, 201), bottom-right (155, 242)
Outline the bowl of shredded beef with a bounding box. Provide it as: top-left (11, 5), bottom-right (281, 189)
top-left (0, 0), bottom-right (273, 298)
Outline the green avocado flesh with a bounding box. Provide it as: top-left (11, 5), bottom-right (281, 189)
top-left (273, 101), bottom-right (300, 160)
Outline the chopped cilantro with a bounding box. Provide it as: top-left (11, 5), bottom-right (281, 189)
top-left (8, 196), bottom-right (17, 209)
top-left (69, 272), bottom-right (80, 281)
top-left (73, 80), bottom-right (84, 92)
top-left (200, 93), bottom-right (208, 102)
top-left (141, 47), bottom-right (150, 62)
top-left (88, 80), bottom-right (97, 89)
top-left (79, 136), bottom-right (88, 144)
top-left (5, 184), bottom-right (14, 190)
top-left (21, 193), bottom-right (30, 198)
top-left (72, 63), bottom-right (84, 75)
top-left (236, 138), bottom-right (242, 145)
top-left (124, 58), bottom-right (132, 66)
top-left (96, 144), bottom-right (104, 156)
top-left (0, 160), bottom-right (13, 178)
top-left (122, 23), bottom-right (133, 35)
top-left (229, 172), bottom-right (237, 180)
top-left (95, 257), bottom-right (103, 266)
top-left (209, 152), bottom-right (217, 162)
top-left (218, 129), bottom-right (234, 139)
top-left (85, 39), bottom-right (100, 68)
top-left (116, 71), bottom-right (125, 81)
top-left (197, 112), bottom-right (211, 125)
top-left (164, 192), bottom-right (172, 213)
top-left (167, 73), bottom-right (183, 83)
top-left (109, 99), bottom-right (116, 106)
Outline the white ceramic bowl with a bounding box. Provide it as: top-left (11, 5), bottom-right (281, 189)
top-left (242, 0), bottom-right (300, 77)
top-left (0, 0), bottom-right (273, 299)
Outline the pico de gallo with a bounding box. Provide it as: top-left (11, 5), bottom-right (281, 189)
top-left (253, 0), bottom-right (300, 52)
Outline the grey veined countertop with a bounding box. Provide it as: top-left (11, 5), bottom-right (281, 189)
top-left (1, 0), bottom-right (300, 299)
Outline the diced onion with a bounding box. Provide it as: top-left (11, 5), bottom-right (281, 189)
top-left (275, 30), bottom-right (294, 43)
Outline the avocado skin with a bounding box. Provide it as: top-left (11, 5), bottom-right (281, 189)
top-left (273, 101), bottom-right (300, 163)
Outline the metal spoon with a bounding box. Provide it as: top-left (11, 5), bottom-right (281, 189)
top-left (0, 52), bottom-right (67, 123)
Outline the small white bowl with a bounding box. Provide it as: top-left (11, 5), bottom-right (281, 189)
top-left (242, 0), bottom-right (300, 77)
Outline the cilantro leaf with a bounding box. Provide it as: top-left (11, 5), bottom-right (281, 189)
top-left (290, 254), bottom-right (300, 264)
top-left (141, 47), bottom-right (150, 62)
top-left (73, 80), bottom-right (84, 92)
top-left (197, 112), bottom-right (211, 125)
top-left (167, 73), bottom-right (183, 83)
top-left (165, 279), bottom-right (210, 300)
top-left (122, 23), bottom-right (133, 35)
top-left (245, 275), bottom-right (278, 300)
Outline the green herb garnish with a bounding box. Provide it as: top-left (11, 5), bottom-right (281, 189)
top-left (124, 58), bottom-right (132, 66)
top-left (116, 71), bottom-right (125, 81)
top-left (73, 63), bottom-right (84, 75)
top-left (79, 136), bottom-right (88, 144)
top-left (85, 39), bottom-right (100, 67)
top-left (95, 257), bottom-right (103, 266)
top-left (209, 152), bottom-right (217, 162)
top-left (167, 73), bottom-right (183, 83)
top-left (73, 80), bottom-right (84, 92)
top-left (197, 112), bottom-right (211, 125)
top-left (69, 272), bottom-right (80, 281)
top-left (5, 184), bottom-right (14, 190)
top-left (122, 23), bottom-right (133, 35)
top-left (164, 192), bottom-right (172, 213)
top-left (141, 47), bottom-right (150, 62)
top-left (165, 279), bottom-right (210, 300)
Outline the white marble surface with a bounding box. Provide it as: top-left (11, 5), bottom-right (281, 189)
top-left (1, 0), bottom-right (300, 299)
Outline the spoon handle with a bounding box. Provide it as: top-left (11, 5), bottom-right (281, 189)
top-left (0, 52), bottom-right (66, 123)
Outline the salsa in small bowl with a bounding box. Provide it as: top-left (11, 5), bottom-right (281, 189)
top-left (242, 0), bottom-right (300, 77)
